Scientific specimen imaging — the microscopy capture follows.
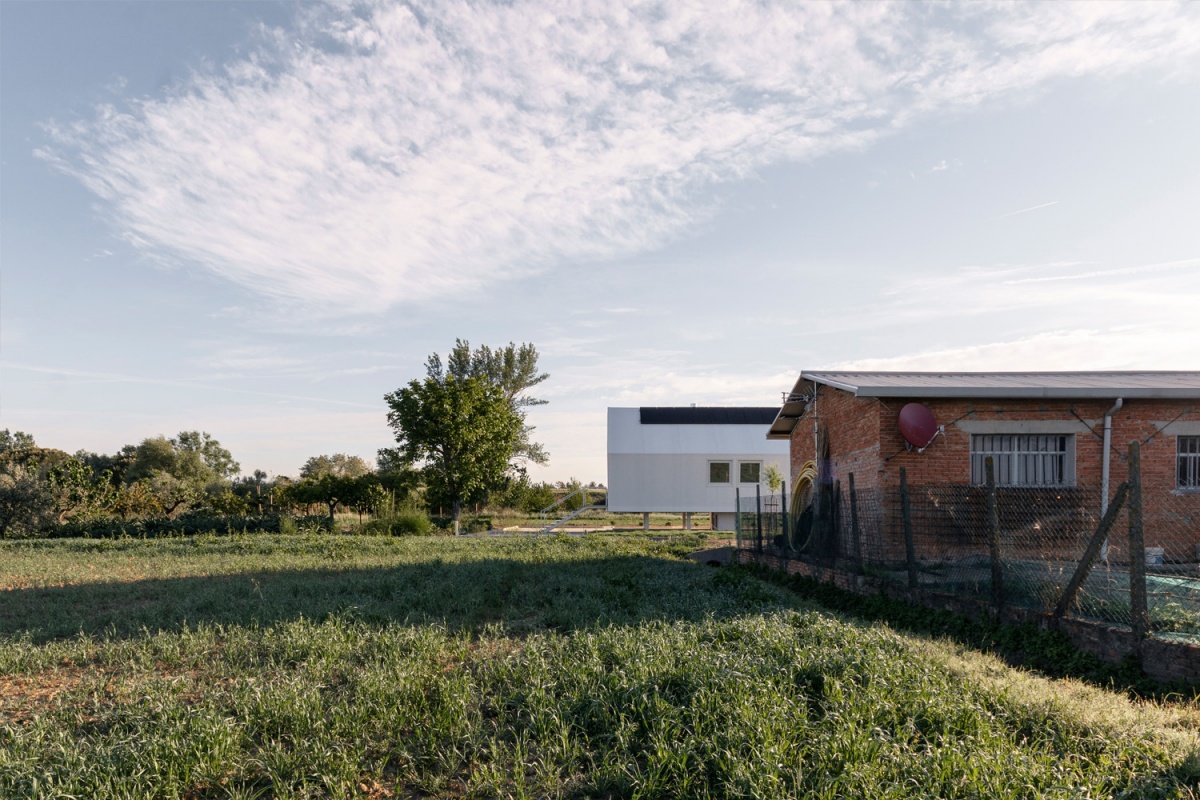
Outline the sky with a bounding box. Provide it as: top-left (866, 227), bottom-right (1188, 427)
top-left (2, 0), bottom-right (1198, 483)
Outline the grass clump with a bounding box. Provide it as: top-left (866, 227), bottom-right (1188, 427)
top-left (360, 509), bottom-right (436, 537)
top-left (0, 534), bottom-right (1197, 798)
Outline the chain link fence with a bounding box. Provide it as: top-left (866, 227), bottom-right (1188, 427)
top-left (736, 452), bottom-right (1200, 644)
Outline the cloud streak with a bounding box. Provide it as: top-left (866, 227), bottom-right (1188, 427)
top-left (38, 1), bottom-right (1200, 313)
top-left (992, 200), bottom-right (1059, 220)
top-left (3, 363), bottom-right (380, 409)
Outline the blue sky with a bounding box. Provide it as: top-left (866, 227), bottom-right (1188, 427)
top-left (2, 0), bottom-right (1198, 482)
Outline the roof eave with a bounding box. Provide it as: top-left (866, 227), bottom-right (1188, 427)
top-left (850, 387), bottom-right (1200, 400)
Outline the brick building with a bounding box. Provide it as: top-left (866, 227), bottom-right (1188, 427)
top-left (767, 371), bottom-right (1200, 563)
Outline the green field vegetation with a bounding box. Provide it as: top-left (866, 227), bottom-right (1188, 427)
top-left (1, 534), bottom-right (1198, 798)
top-left (488, 510), bottom-right (713, 531)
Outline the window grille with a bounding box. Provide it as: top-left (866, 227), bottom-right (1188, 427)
top-left (1179, 436), bottom-right (1200, 488)
top-left (970, 434), bottom-right (1070, 486)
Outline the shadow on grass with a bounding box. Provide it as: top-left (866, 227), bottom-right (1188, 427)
top-left (0, 555), bottom-right (788, 644)
top-left (737, 563), bottom-right (1200, 701)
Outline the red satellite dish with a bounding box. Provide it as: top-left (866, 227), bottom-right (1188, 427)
top-left (898, 403), bottom-right (939, 449)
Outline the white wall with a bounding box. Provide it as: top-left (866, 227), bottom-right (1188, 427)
top-left (606, 408), bottom-right (789, 514)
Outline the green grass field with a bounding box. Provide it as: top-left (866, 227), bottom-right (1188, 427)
top-left (1, 533), bottom-right (1198, 798)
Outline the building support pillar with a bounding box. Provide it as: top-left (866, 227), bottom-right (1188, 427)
top-left (683, 512), bottom-right (692, 530)
top-left (643, 512), bottom-right (650, 531)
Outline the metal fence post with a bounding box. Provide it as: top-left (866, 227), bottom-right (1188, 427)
top-left (900, 466), bottom-right (917, 589)
top-left (781, 479), bottom-right (789, 557)
top-left (849, 472), bottom-right (863, 574)
top-left (832, 478), bottom-right (842, 561)
top-left (1128, 440), bottom-right (1148, 647)
top-left (735, 487), bottom-right (741, 549)
top-left (755, 483), bottom-right (763, 553)
top-left (985, 457), bottom-right (1004, 615)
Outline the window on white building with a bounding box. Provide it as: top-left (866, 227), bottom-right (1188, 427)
top-left (709, 461), bottom-right (731, 484)
top-left (1179, 436), bottom-right (1200, 489)
top-left (739, 461), bottom-right (761, 483)
top-left (970, 434), bottom-right (1073, 487)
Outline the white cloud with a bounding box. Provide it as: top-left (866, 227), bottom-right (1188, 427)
top-left (38, 1), bottom-right (1200, 314)
top-left (798, 257), bottom-right (1200, 341)
top-left (829, 326), bottom-right (1196, 372)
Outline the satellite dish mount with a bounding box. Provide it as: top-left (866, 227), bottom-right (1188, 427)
top-left (898, 403), bottom-right (944, 453)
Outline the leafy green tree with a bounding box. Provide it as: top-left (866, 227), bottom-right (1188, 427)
top-left (426, 339), bottom-right (550, 465)
top-left (172, 431), bottom-right (240, 479)
top-left (300, 453), bottom-right (371, 480)
top-left (346, 476), bottom-right (388, 523)
top-left (0, 460), bottom-right (54, 538)
top-left (46, 458), bottom-right (116, 524)
top-left (144, 472), bottom-right (202, 518)
top-left (491, 476), bottom-right (557, 513)
top-left (232, 470), bottom-right (272, 513)
top-left (287, 473), bottom-right (357, 525)
top-left (124, 436), bottom-right (203, 484)
top-left (375, 447), bottom-right (422, 506)
top-left (0, 430), bottom-right (36, 453)
top-left (123, 432), bottom-right (238, 485)
top-left (206, 488), bottom-right (250, 516)
top-left (109, 481), bottom-right (161, 521)
top-left (384, 374), bottom-right (522, 526)
top-left (764, 464), bottom-right (784, 494)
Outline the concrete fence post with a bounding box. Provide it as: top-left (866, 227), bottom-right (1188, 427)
top-left (1128, 440), bottom-right (1148, 648)
top-left (849, 472), bottom-right (863, 575)
top-left (985, 457), bottom-right (1004, 615)
top-left (755, 483), bottom-right (763, 553)
top-left (900, 467), bottom-right (917, 589)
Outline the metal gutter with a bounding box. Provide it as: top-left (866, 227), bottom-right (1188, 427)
top-left (1100, 398), bottom-right (1124, 516)
top-left (837, 386), bottom-right (1200, 399)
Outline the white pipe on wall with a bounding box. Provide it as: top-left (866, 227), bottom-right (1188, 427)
top-left (1101, 398), bottom-right (1124, 516)
top-left (1099, 397), bottom-right (1123, 564)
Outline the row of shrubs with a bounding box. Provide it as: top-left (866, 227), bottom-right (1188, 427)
top-left (40, 510), bottom-right (449, 540)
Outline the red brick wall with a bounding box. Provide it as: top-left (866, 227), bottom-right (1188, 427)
top-left (789, 389), bottom-right (1200, 557)
top-left (788, 385), bottom-right (883, 490)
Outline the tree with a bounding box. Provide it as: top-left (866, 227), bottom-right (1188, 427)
top-left (285, 473), bottom-right (356, 525)
top-left (300, 453), bottom-right (371, 480)
top-left (0, 460), bottom-right (54, 538)
top-left (375, 447), bottom-right (421, 506)
top-left (123, 432), bottom-right (239, 485)
top-left (0, 430), bottom-right (36, 453)
top-left (232, 470), bottom-right (272, 513)
top-left (764, 464), bottom-right (784, 494)
top-left (46, 458), bottom-right (116, 524)
top-left (172, 431), bottom-right (240, 479)
top-left (384, 374), bottom-right (522, 526)
top-left (426, 339), bottom-right (550, 465)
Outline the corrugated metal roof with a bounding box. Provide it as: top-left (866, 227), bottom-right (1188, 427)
top-left (639, 407), bottom-right (779, 425)
top-left (792, 371), bottom-right (1200, 399)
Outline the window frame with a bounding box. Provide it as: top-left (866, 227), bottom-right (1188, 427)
top-left (969, 433), bottom-right (1075, 487)
top-left (708, 460), bottom-right (732, 485)
top-left (738, 461), bottom-right (762, 484)
top-left (1179, 436), bottom-right (1200, 490)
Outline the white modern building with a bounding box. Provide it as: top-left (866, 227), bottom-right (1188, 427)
top-left (607, 407), bottom-right (790, 530)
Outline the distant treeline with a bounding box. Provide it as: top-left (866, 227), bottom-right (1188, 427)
top-left (0, 429), bottom-right (593, 539)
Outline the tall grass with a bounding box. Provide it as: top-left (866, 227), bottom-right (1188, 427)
top-left (1, 534), bottom-right (1197, 798)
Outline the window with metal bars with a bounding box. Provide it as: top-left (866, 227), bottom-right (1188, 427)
top-left (970, 434), bottom-right (1072, 486)
top-left (1179, 436), bottom-right (1200, 489)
